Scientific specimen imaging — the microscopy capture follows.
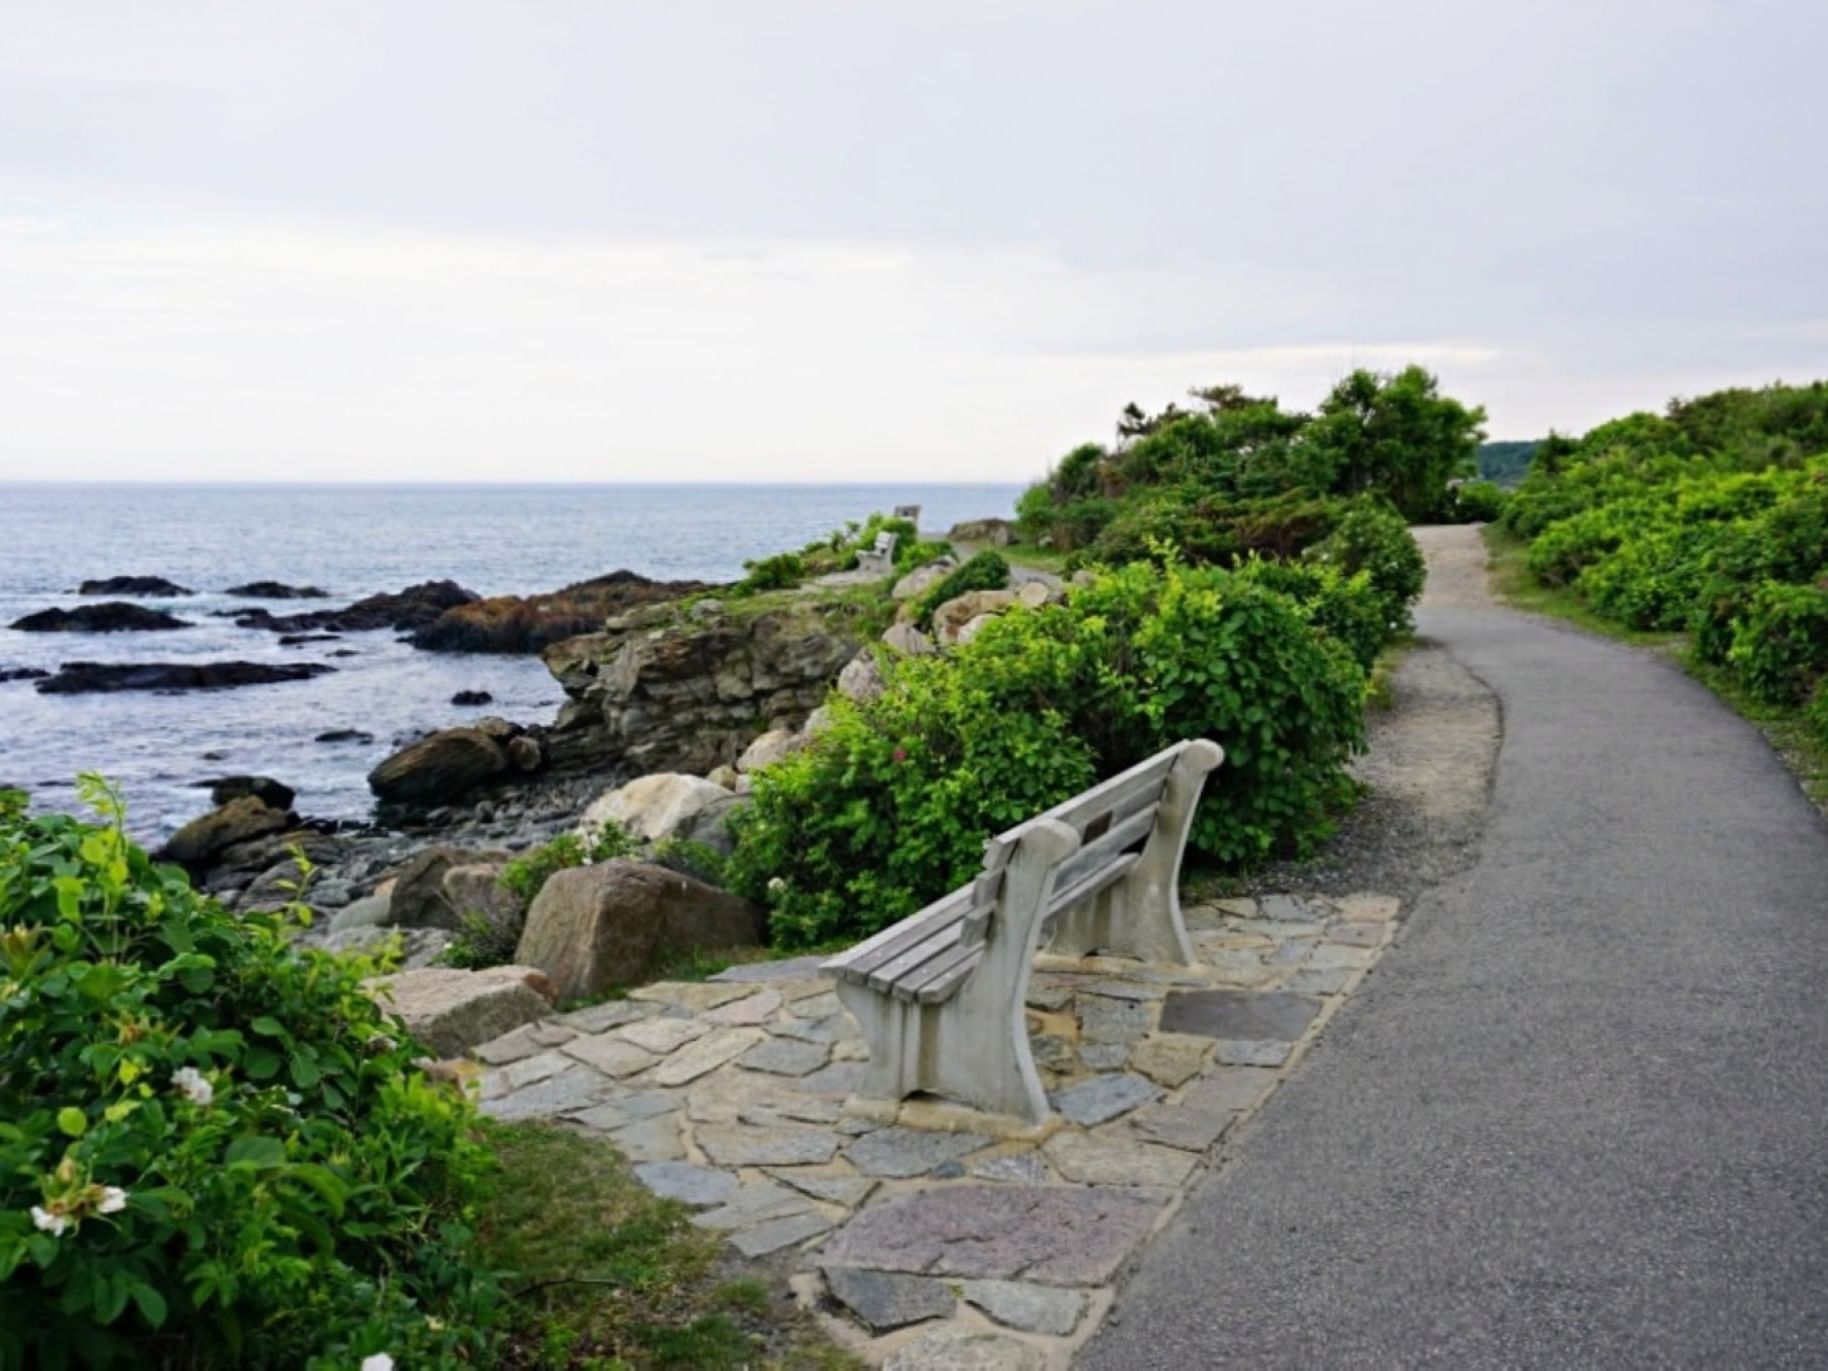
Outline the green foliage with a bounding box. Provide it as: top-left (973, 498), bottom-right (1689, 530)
top-left (1501, 380), bottom-right (1828, 716)
top-left (1306, 497), bottom-right (1427, 631)
top-left (1236, 557), bottom-right (1389, 671)
top-left (733, 551), bottom-right (806, 596)
top-left (1727, 581), bottom-right (1828, 704)
top-left (0, 780), bottom-right (498, 1368)
top-left (730, 560), bottom-right (1368, 946)
top-left (913, 550), bottom-right (1011, 629)
top-left (1302, 366), bottom-right (1487, 520)
top-left (1807, 678), bottom-right (1828, 746)
top-left (649, 837), bottom-right (730, 888)
top-left (895, 539), bottom-right (952, 575)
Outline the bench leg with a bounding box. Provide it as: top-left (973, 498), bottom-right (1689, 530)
top-left (1047, 739), bottom-right (1223, 965)
top-left (833, 819), bottom-right (1078, 1125)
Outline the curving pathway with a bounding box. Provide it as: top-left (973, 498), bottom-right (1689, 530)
top-left (1080, 525), bottom-right (1828, 1368)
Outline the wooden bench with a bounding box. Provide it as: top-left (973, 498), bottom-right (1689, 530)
top-left (855, 531), bottom-right (899, 576)
top-left (823, 738), bottom-right (1225, 1123)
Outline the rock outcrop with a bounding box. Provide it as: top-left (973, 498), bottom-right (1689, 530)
top-left (737, 727), bottom-right (808, 773)
top-left (543, 597), bottom-right (865, 775)
top-left (35, 661), bottom-right (334, 693)
top-left (0, 667), bottom-right (49, 683)
top-left (224, 581), bottom-right (328, 599)
top-left (13, 603), bottom-right (192, 633)
top-left (930, 589), bottom-right (1018, 644)
top-left (409, 570), bottom-right (713, 654)
top-left (231, 579), bottom-right (478, 634)
top-left (947, 517), bottom-right (1015, 547)
top-left (202, 775), bottom-right (297, 810)
top-left (384, 845), bottom-right (513, 929)
top-left (515, 860), bottom-right (764, 1000)
top-left (366, 964), bottom-right (557, 1058)
top-left (76, 576), bottom-right (194, 597)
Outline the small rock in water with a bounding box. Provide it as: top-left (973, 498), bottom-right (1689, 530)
top-left (451, 689), bottom-right (494, 706)
top-left (315, 729), bottom-right (374, 744)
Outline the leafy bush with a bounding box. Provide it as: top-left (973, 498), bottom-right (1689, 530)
top-left (497, 825), bottom-right (635, 907)
top-left (1807, 678), bottom-right (1828, 746)
top-left (650, 837), bottom-right (729, 888)
top-left (1236, 557), bottom-right (1390, 670)
top-left (913, 550), bottom-right (1011, 629)
top-left (732, 551), bottom-right (805, 596)
top-left (1306, 497), bottom-right (1426, 627)
top-left (1726, 581), bottom-right (1828, 704)
top-left (731, 559), bottom-right (1368, 946)
top-left (0, 780), bottom-right (498, 1368)
top-left (895, 539), bottom-right (953, 575)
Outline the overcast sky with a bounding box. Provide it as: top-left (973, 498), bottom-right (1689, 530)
top-left (3, 1), bottom-right (1825, 483)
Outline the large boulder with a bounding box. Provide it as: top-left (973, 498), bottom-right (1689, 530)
top-left (157, 796), bottom-right (291, 867)
top-left (737, 727), bottom-right (807, 773)
top-left (836, 650), bottom-right (886, 703)
top-left (367, 727), bottom-right (508, 806)
top-left (231, 579), bottom-right (478, 635)
top-left (365, 964), bottom-right (557, 1058)
top-left (881, 622), bottom-right (935, 656)
top-left (409, 570), bottom-right (712, 654)
top-left (515, 861), bottom-right (764, 1001)
top-left (577, 773), bottom-right (732, 846)
top-left (930, 588), bottom-right (1017, 645)
top-left (947, 517), bottom-right (1015, 547)
top-left (442, 863), bottom-right (522, 938)
top-left (676, 792), bottom-right (749, 858)
top-left (891, 560), bottom-right (957, 602)
top-left (35, 661), bottom-right (332, 694)
top-left (386, 845), bottom-right (513, 930)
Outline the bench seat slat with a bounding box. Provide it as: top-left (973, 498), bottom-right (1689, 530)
top-left (1050, 803), bottom-right (1158, 894)
top-left (912, 944), bottom-right (988, 1004)
top-left (895, 940), bottom-right (985, 1002)
top-left (981, 744), bottom-right (1183, 874)
top-left (864, 919), bottom-right (967, 993)
top-left (1046, 850), bottom-right (1141, 920)
top-left (824, 885), bottom-right (975, 979)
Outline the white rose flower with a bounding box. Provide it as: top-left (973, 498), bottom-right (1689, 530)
top-left (98, 1187), bottom-right (128, 1215)
top-left (361, 1355), bottom-right (395, 1371)
top-left (31, 1205), bottom-right (69, 1236)
top-left (172, 1065), bottom-right (214, 1106)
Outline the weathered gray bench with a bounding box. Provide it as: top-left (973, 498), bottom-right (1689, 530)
top-left (855, 531), bottom-right (899, 577)
top-left (823, 738), bottom-right (1225, 1123)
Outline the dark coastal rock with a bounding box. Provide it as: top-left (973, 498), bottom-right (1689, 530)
top-left (514, 860), bottom-right (764, 1000)
top-left (13, 603), bottom-right (192, 633)
top-left (0, 667), bottom-right (49, 683)
top-left (278, 632), bottom-right (342, 646)
top-left (386, 845), bottom-right (513, 929)
top-left (315, 728), bottom-right (374, 744)
top-left (367, 726), bottom-right (508, 806)
top-left (197, 775), bottom-right (297, 811)
top-left (157, 796), bottom-right (292, 867)
top-left (225, 581), bottom-right (329, 599)
top-left (409, 570), bottom-right (712, 655)
top-left (75, 576), bottom-right (194, 597)
top-left (233, 580), bottom-right (479, 635)
top-left (34, 661), bottom-right (335, 694)
top-left (451, 689), bottom-right (494, 706)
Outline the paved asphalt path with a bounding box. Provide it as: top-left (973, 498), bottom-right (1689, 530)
top-left (1080, 576), bottom-right (1828, 1366)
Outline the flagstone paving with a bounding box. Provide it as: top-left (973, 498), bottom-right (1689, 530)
top-left (470, 890), bottom-right (1403, 1365)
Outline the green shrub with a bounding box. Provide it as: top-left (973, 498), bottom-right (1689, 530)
top-left (1807, 678), bottom-right (1828, 746)
top-left (913, 550), bottom-right (1011, 629)
top-left (733, 551), bottom-right (805, 595)
top-left (1235, 557), bottom-right (1391, 670)
top-left (1306, 497), bottom-right (1426, 627)
top-left (497, 825), bottom-right (635, 908)
top-left (731, 560), bottom-right (1367, 946)
top-left (895, 539), bottom-right (953, 575)
top-left (1727, 580), bottom-right (1828, 704)
top-left (650, 837), bottom-right (729, 888)
top-left (0, 780), bottom-right (498, 1368)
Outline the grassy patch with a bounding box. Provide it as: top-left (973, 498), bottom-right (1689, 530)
top-left (998, 542), bottom-right (1073, 575)
top-left (475, 1121), bottom-right (858, 1370)
top-left (1482, 525), bottom-right (1828, 815)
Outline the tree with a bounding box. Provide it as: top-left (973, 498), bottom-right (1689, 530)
top-left (1301, 366), bottom-right (1487, 520)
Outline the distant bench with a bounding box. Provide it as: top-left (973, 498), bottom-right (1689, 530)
top-left (824, 738), bottom-right (1225, 1123)
top-left (855, 531), bottom-right (898, 576)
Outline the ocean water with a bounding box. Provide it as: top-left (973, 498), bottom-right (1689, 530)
top-left (0, 483), bottom-right (1020, 837)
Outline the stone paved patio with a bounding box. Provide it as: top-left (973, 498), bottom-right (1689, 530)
top-left (471, 891), bottom-right (1402, 1365)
